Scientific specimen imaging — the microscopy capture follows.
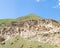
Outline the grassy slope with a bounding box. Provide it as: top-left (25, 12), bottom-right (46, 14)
top-left (0, 19), bottom-right (15, 25)
top-left (17, 14), bottom-right (42, 21)
top-left (0, 35), bottom-right (57, 48)
top-left (0, 14), bottom-right (42, 25)
top-left (0, 14), bottom-right (60, 25)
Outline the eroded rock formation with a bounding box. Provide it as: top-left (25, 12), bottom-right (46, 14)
top-left (0, 19), bottom-right (60, 46)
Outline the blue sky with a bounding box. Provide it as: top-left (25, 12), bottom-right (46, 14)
top-left (0, 0), bottom-right (60, 20)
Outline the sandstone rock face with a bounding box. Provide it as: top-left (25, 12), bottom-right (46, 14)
top-left (0, 19), bottom-right (60, 45)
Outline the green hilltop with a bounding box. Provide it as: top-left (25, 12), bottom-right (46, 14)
top-left (0, 14), bottom-right (42, 25)
top-left (17, 14), bottom-right (42, 21)
top-left (0, 14), bottom-right (60, 26)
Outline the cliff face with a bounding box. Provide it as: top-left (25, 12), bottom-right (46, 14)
top-left (0, 18), bottom-right (60, 45)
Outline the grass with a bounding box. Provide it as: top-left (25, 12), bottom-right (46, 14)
top-left (0, 14), bottom-right (42, 25)
top-left (0, 14), bottom-right (60, 26)
top-left (0, 19), bottom-right (15, 25)
top-left (17, 14), bottom-right (42, 21)
top-left (0, 35), bottom-right (57, 48)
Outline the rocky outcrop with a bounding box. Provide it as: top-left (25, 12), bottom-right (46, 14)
top-left (0, 36), bottom-right (5, 42)
top-left (0, 19), bottom-right (60, 46)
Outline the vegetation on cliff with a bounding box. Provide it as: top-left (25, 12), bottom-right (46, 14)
top-left (0, 35), bottom-right (56, 48)
top-left (0, 14), bottom-right (41, 25)
top-left (0, 14), bottom-right (60, 48)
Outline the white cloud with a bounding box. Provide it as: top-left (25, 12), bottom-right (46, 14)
top-left (53, 0), bottom-right (60, 8)
top-left (36, 0), bottom-right (41, 2)
top-left (36, 0), bottom-right (46, 2)
top-left (59, 3), bottom-right (60, 5)
top-left (58, 0), bottom-right (60, 5)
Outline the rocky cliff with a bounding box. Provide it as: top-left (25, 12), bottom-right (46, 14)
top-left (0, 14), bottom-right (60, 46)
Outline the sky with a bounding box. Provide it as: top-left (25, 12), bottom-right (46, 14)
top-left (0, 0), bottom-right (60, 20)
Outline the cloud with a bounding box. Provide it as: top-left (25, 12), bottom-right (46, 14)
top-left (36, 0), bottom-right (41, 2)
top-left (36, 0), bottom-right (46, 2)
top-left (53, 5), bottom-right (58, 8)
top-left (58, 0), bottom-right (60, 6)
top-left (53, 0), bottom-right (60, 8)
